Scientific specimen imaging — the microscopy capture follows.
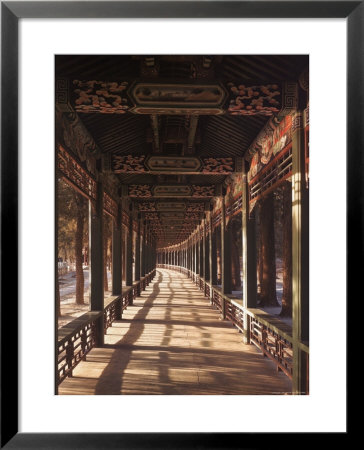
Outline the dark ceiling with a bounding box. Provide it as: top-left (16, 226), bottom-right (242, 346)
top-left (56, 55), bottom-right (308, 246)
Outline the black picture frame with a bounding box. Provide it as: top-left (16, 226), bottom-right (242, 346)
top-left (1, 1), bottom-right (355, 448)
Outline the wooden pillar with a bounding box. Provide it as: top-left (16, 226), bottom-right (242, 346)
top-left (140, 218), bottom-right (146, 277)
top-left (292, 110), bottom-right (309, 395)
top-left (125, 203), bottom-right (133, 288)
top-left (199, 225), bottom-right (204, 278)
top-left (90, 181), bottom-right (104, 345)
top-left (209, 210), bottom-right (215, 303)
top-left (188, 238), bottom-right (192, 272)
top-left (211, 215), bottom-right (218, 286)
top-left (242, 161), bottom-right (257, 344)
top-left (145, 224), bottom-right (150, 273)
top-left (135, 212), bottom-right (141, 282)
top-left (195, 234), bottom-right (200, 276)
top-left (204, 215), bottom-right (210, 282)
top-left (221, 194), bottom-right (232, 318)
top-left (112, 201), bottom-right (122, 297)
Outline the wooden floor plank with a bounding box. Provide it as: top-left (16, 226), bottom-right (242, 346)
top-left (59, 269), bottom-right (292, 395)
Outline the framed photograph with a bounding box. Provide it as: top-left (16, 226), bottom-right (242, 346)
top-left (1, 1), bottom-right (355, 447)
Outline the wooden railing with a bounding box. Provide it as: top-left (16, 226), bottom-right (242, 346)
top-left (249, 315), bottom-right (293, 378)
top-left (157, 264), bottom-right (309, 391)
top-left (57, 269), bottom-right (156, 386)
top-left (58, 312), bottom-right (101, 385)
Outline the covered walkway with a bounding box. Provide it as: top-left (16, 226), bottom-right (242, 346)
top-left (56, 55), bottom-right (309, 396)
top-left (59, 269), bottom-right (291, 395)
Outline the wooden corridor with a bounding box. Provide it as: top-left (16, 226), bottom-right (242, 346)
top-left (59, 269), bottom-right (292, 395)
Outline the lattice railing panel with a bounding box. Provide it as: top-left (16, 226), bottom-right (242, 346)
top-left (58, 319), bottom-right (98, 384)
top-left (250, 317), bottom-right (293, 378)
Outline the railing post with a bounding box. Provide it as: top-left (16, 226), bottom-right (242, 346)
top-left (292, 109), bottom-right (309, 394)
top-left (66, 341), bottom-right (74, 377)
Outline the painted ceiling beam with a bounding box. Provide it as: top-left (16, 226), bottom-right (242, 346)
top-left (113, 155), bottom-right (240, 175)
top-left (125, 184), bottom-right (221, 198)
top-left (68, 78), bottom-right (298, 117)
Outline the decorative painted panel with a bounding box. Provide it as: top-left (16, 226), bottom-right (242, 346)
top-left (247, 113), bottom-right (293, 180)
top-left (72, 80), bottom-right (129, 114)
top-left (128, 82), bottom-right (227, 115)
top-left (58, 112), bottom-right (99, 175)
top-left (145, 156), bottom-right (202, 172)
top-left (104, 192), bottom-right (118, 218)
top-left (249, 144), bottom-right (293, 212)
top-left (153, 185), bottom-right (192, 197)
top-left (58, 145), bottom-right (97, 201)
top-left (156, 202), bottom-right (186, 211)
top-left (160, 212), bottom-right (185, 219)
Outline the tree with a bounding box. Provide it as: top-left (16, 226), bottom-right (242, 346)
top-left (57, 178), bottom-right (88, 307)
top-left (259, 192), bottom-right (279, 306)
top-left (280, 181), bottom-right (292, 316)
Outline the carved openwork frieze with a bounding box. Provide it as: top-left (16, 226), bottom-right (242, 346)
top-left (128, 185), bottom-right (152, 197)
top-left (145, 212), bottom-right (159, 220)
top-left (72, 80), bottom-right (129, 114)
top-left (186, 203), bottom-right (204, 212)
top-left (201, 157), bottom-right (234, 173)
top-left (191, 185), bottom-right (215, 197)
top-left (137, 202), bottom-right (157, 211)
top-left (227, 82), bottom-right (298, 117)
top-left (58, 145), bottom-right (97, 201)
top-left (113, 155), bottom-right (146, 173)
